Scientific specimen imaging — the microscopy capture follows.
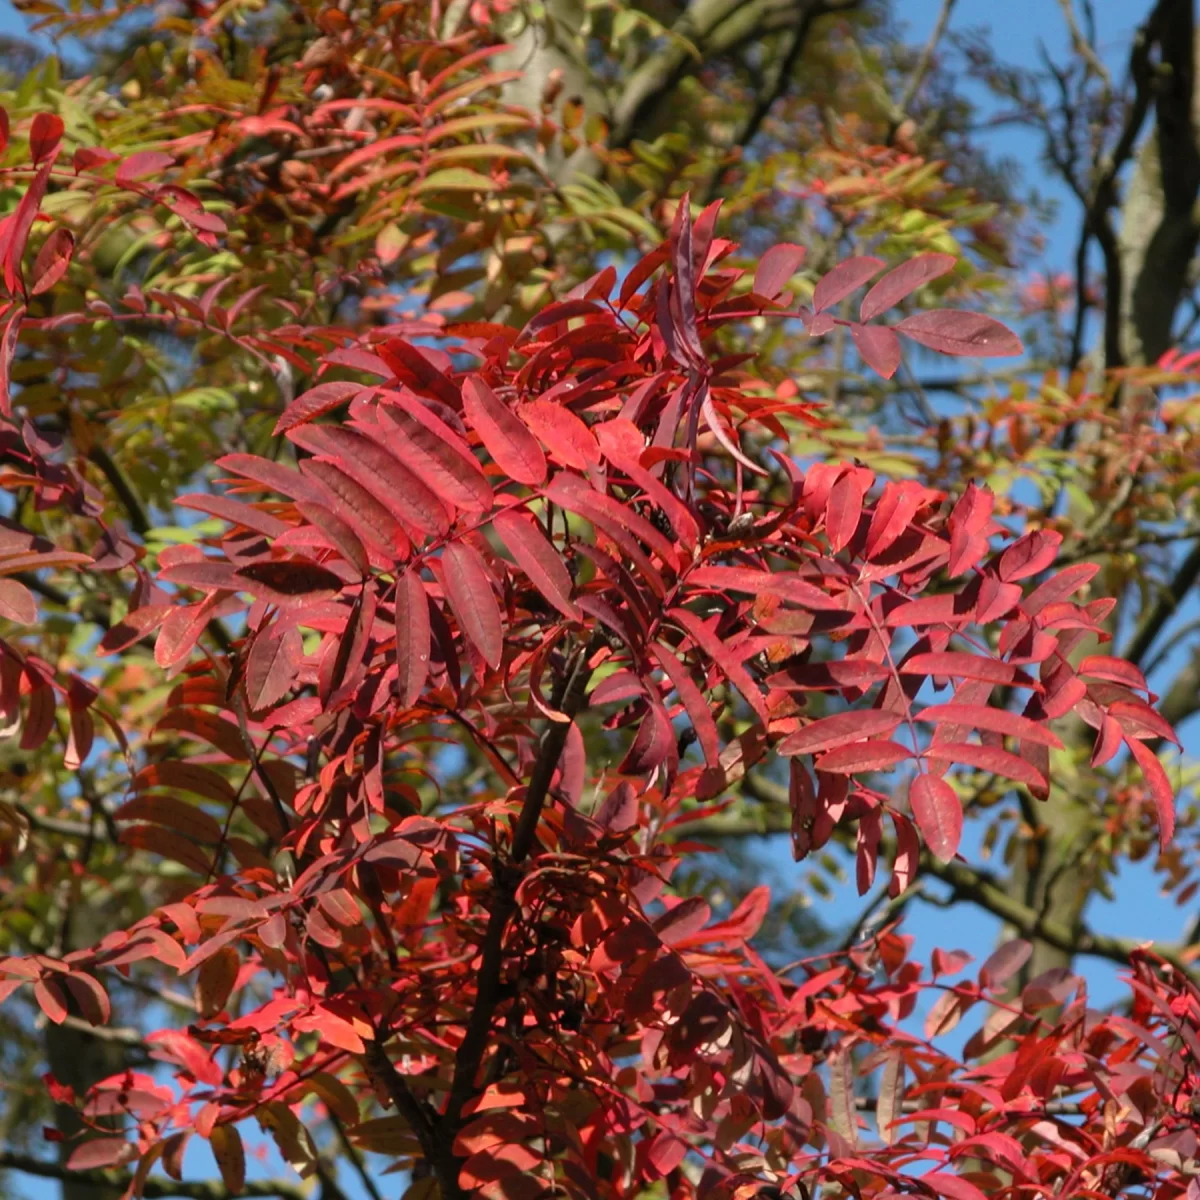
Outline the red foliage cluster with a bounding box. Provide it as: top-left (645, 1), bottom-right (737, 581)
top-left (0, 113), bottom-right (1187, 1200)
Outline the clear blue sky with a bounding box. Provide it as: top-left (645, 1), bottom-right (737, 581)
top-left (0, 0), bottom-right (1180, 1197)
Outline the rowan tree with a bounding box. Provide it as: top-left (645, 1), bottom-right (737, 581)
top-left (0, 2), bottom-right (1195, 1200)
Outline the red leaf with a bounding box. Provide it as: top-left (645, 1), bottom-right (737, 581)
top-left (30, 229), bottom-right (74, 295)
top-left (217, 453), bottom-right (327, 504)
top-left (63, 972), bottom-right (111, 1027)
top-left (816, 740), bottom-right (912, 774)
top-left (884, 593), bottom-right (974, 628)
top-left (73, 145), bottom-right (117, 172)
top-left (651, 642), bottom-right (721, 769)
top-left (158, 559), bottom-right (239, 591)
top-left (377, 393), bottom-right (492, 512)
top-left (699, 383), bottom-right (768, 476)
top-left (273, 381), bottom-right (363, 434)
top-left (462, 375), bottom-right (546, 485)
top-left (851, 322), bottom-right (902, 378)
top-left (492, 511), bottom-right (581, 621)
top-left (895, 309), bottom-right (1023, 357)
top-left (978, 939), bottom-right (1032, 989)
top-left (394, 569), bottom-right (431, 707)
top-left (376, 338), bottom-right (461, 408)
top-left (300, 458), bottom-right (412, 559)
top-left (1022, 561), bottom-right (1099, 616)
top-left (0, 302), bottom-right (24, 416)
top-left (296, 500), bottom-right (370, 576)
top-left (33, 976), bottom-right (68, 1024)
top-left (209, 1125), bottom-right (246, 1195)
top-left (998, 529), bottom-right (1063, 582)
top-left (3, 161), bottom-right (50, 293)
top-left (909, 773), bottom-right (962, 861)
top-left (921, 703), bottom-right (1063, 749)
top-left (670, 607), bottom-right (769, 726)
top-left (115, 795), bottom-right (224, 844)
top-left (754, 243), bottom-right (806, 300)
top-left (546, 473), bottom-right (679, 571)
top-left (125, 825), bottom-right (214, 873)
top-left (812, 255), bottom-right (885, 314)
top-left (289, 424), bottom-right (448, 538)
top-left (235, 560), bottom-right (344, 603)
top-left (1091, 714), bottom-right (1123, 767)
top-left (116, 150), bottom-right (174, 185)
top-left (67, 1138), bottom-right (136, 1170)
top-left (245, 625), bottom-right (302, 711)
top-left (826, 469), bottom-right (865, 552)
top-left (29, 113), bottom-right (64, 165)
top-left (1078, 655), bottom-right (1148, 693)
top-left (0, 577), bottom-right (36, 623)
top-left (522, 400), bottom-right (601, 470)
top-left (442, 541), bottom-right (504, 670)
top-left (522, 297), bottom-right (609, 336)
top-left (859, 253), bottom-right (957, 321)
top-left (923, 742), bottom-right (1048, 791)
top-left (1127, 736), bottom-right (1176, 849)
top-left (647, 1131), bottom-right (687, 1178)
top-left (924, 1173), bottom-right (989, 1200)
top-left (900, 652), bottom-right (1026, 687)
top-left (778, 710), bottom-right (902, 756)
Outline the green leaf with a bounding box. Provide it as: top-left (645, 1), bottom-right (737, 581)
top-left (415, 167), bottom-right (496, 193)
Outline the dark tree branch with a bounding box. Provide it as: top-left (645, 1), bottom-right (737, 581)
top-left (1121, 538), bottom-right (1200, 667)
top-left (0, 1152), bottom-right (308, 1200)
top-left (610, 0), bottom-right (861, 150)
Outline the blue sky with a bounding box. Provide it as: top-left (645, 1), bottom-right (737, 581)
top-left (0, 0), bottom-right (1183, 1197)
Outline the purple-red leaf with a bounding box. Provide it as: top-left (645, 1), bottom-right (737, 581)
top-left (377, 394), bottom-right (493, 513)
top-left (812, 256), bottom-right (885, 314)
top-left (492, 511), bottom-right (581, 621)
top-left (29, 113), bottom-right (64, 165)
top-left (754, 243), bottom-right (806, 301)
top-left (462, 376), bottom-right (546, 485)
top-left (895, 309), bottom-right (1023, 357)
top-left (273, 382), bottom-right (363, 435)
top-left (522, 401), bottom-right (601, 470)
top-left (235, 560), bottom-right (343, 603)
top-left (30, 229), bottom-right (74, 295)
top-left (296, 501), bottom-right (370, 576)
top-left (1126, 736), bottom-right (1176, 849)
top-left (859, 253), bottom-right (957, 321)
top-left (921, 702), bottom-right (1063, 748)
top-left (394, 569), bottom-right (431, 708)
top-left (923, 742), bottom-right (1048, 791)
top-left (851, 322), bottom-right (902, 379)
top-left (245, 625), bottom-right (302, 711)
top-left (650, 642), bottom-right (720, 769)
top-left (778, 710), bottom-right (902, 757)
top-left (441, 541), bottom-right (503, 670)
top-left (816, 739), bottom-right (912, 774)
top-left (909, 773), bottom-right (962, 861)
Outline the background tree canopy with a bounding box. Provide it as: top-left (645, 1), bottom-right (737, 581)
top-left (0, 1), bottom-right (1197, 1198)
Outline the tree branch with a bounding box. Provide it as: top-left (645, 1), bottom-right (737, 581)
top-left (1121, 537), bottom-right (1200, 667)
top-left (920, 854), bottom-right (1191, 974)
top-left (611, 0), bottom-right (861, 149)
top-left (895, 0), bottom-right (958, 122)
top-left (0, 1152), bottom-right (308, 1200)
top-left (433, 635), bottom-right (599, 1197)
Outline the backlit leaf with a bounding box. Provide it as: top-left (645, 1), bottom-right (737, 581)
top-left (909, 773), bottom-right (962, 861)
top-left (442, 541), bottom-right (504, 670)
top-left (462, 376), bottom-right (547, 485)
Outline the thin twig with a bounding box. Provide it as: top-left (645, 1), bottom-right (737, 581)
top-left (896, 0), bottom-right (958, 120)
